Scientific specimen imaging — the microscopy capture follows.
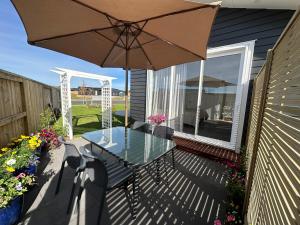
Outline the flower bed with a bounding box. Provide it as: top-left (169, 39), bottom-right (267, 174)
top-left (214, 148), bottom-right (247, 225)
top-left (0, 130), bottom-right (61, 225)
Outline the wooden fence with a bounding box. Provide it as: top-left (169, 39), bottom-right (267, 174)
top-left (0, 70), bottom-right (60, 148)
top-left (244, 10), bottom-right (300, 225)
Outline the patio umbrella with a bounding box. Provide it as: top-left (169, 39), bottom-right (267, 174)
top-left (11, 0), bottom-right (220, 126)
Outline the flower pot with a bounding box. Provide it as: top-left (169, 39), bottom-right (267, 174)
top-left (15, 164), bottom-right (37, 176)
top-left (0, 197), bottom-right (22, 225)
top-left (23, 164), bottom-right (37, 175)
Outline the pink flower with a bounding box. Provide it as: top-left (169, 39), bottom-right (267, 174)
top-left (226, 161), bottom-right (236, 168)
top-left (227, 215), bottom-right (235, 222)
top-left (148, 114), bottom-right (167, 125)
top-left (16, 173), bottom-right (26, 179)
top-left (214, 219), bottom-right (222, 225)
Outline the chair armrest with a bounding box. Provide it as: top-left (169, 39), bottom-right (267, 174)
top-left (81, 151), bottom-right (107, 164)
top-left (76, 157), bottom-right (86, 174)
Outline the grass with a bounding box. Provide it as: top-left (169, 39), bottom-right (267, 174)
top-left (72, 104), bottom-right (127, 137)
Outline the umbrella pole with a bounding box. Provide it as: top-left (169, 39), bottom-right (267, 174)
top-left (125, 48), bottom-right (129, 127)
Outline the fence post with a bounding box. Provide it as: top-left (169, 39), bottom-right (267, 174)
top-left (20, 80), bottom-right (29, 134)
top-left (243, 49), bottom-right (274, 219)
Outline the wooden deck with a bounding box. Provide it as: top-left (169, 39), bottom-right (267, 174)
top-left (173, 136), bottom-right (239, 162)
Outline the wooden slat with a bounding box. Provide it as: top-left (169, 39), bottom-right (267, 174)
top-left (246, 10), bottom-right (300, 225)
top-left (0, 112), bottom-right (27, 127)
top-left (0, 70), bottom-right (60, 147)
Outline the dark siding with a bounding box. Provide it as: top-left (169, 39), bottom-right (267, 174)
top-left (208, 8), bottom-right (293, 80)
top-left (130, 69), bottom-right (147, 121)
top-left (130, 8), bottom-right (294, 136)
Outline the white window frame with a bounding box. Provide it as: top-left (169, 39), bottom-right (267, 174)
top-left (174, 40), bottom-right (255, 152)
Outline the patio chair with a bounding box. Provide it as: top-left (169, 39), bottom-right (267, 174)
top-left (153, 126), bottom-right (174, 140)
top-left (131, 121), bottom-right (150, 133)
top-left (75, 154), bottom-right (134, 224)
top-left (77, 157), bottom-right (108, 225)
top-left (55, 137), bottom-right (87, 213)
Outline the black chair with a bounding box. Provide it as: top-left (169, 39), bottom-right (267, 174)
top-left (153, 126), bottom-right (174, 140)
top-left (77, 157), bottom-right (108, 225)
top-left (55, 137), bottom-right (87, 213)
top-left (131, 121), bottom-right (150, 133)
top-left (152, 126), bottom-right (176, 183)
top-left (75, 154), bottom-right (134, 224)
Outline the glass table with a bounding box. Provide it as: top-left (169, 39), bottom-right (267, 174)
top-left (82, 126), bottom-right (176, 166)
top-left (82, 126), bottom-right (176, 217)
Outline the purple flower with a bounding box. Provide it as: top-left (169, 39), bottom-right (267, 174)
top-left (15, 182), bottom-right (22, 191)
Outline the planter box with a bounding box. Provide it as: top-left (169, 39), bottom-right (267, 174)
top-left (0, 196), bottom-right (22, 225)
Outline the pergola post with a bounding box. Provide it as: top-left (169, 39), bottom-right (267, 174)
top-left (60, 72), bottom-right (73, 139)
top-left (101, 79), bottom-right (112, 129)
top-left (53, 68), bottom-right (116, 140)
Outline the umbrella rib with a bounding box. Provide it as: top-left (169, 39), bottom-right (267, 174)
top-left (127, 21), bottom-right (148, 49)
top-left (30, 25), bottom-right (124, 44)
top-left (71, 0), bottom-right (120, 22)
top-left (134, 4), bottom-right (217, 24)
top-left (130, 38), bottom-right (159, 49)
top-left (94, 31), bottom-right (125, 49)
top-left (129, 27), bottom-right (155, 70)
top-left (101, 27), bottom-right (127, 67)
top-left (133, 26), bottom-right (205, 60)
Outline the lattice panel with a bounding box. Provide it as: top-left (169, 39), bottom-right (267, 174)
top-left (60, 74), bottom-right (73, 139)
top-left (101, 80), bottom-right (112, 129)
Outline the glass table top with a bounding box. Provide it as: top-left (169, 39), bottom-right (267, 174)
top-left (82, 127), bottom-right (176, 166)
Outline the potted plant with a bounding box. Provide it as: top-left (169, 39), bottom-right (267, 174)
top-left (0, 172), bottom-right (35, 225)
top-left (0, 138), bottom-right (40, 176)
top-left (147, 114), bottom-right (167, 133)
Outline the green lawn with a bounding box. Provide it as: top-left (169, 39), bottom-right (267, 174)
top-left (72, 104), bottom-right (126, 137)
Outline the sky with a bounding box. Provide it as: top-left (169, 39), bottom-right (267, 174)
top-left (0, 0), bottom-right (128, 90)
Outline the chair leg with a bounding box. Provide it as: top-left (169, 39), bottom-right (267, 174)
top-left (77, 170), bottom-right (87, 204)
top-left (96, 189), bottom-right (106, 225)
top-left (163, 155), bottom-right (168, 183)
top-left (171, 148), bottom-right (175, 169)
top-left (155, 159), bottom-right (161, 185)
top-left (55, 161), bottom-right (65, 195)
top-left (132, 166), bottom-right (140, 219)
top-left (67, 171), bottom-right (81, 214)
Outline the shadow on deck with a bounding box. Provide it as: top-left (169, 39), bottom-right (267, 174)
top-left (19, 139), bottom-right (228, 225)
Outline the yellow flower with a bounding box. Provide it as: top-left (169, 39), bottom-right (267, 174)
top-left (0, 154), bottom-right (3, 157)
top-left (1, 147), bottom-right (10, 152)
top-left (21, 135), bottom-right (30, 139)
top-left (6, 166), bottom-right (15, 172)
top-left (11, 151), bottom-right (17, 155)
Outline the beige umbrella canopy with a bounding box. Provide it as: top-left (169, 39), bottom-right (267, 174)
top-left (12, 0), bottom-right (220, 126)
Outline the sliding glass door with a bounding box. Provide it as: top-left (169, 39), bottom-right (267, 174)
top-left (197, 53), bottom-right (242, 142)
top-left (146, 41), bottom-right (254, 151)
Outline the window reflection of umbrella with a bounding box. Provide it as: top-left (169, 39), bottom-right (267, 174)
top-left (184, 75), bottom-right (234, 88)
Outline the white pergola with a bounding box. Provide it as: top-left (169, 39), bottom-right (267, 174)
top-left (51, 68), bottom-right (116, 139)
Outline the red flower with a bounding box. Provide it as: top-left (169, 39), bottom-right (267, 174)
top-left (214, 219), bottom-right (222, 225)
top-left (227, 215), bottom-right (235, 222)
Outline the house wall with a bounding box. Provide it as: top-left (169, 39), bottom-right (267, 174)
top-left (130, 69), bottom-right (147, 121)
top-left (130, 8), bottom-right (294, 137)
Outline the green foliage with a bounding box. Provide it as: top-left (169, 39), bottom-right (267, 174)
top-left (39, 108), bottom-right (55, 129)
top-left (0, 174), bottom-right (35, 208)
top-left (52, 117), bottom-right (66, 137)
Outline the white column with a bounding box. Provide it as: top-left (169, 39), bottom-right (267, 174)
top-left (60, 73), bottom-right (73, 139)
top-left (101, 80), bottom-right (112, 129)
